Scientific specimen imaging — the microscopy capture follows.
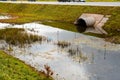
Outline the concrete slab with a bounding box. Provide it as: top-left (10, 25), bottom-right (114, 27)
top-left (77, 13), bottom-right (109, 34)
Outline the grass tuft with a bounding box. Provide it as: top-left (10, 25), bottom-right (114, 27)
top-left (0, 28), bottom-right (44, 46)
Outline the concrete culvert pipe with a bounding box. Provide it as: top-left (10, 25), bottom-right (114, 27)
top-left (74, 17), bottom-right (96, 32)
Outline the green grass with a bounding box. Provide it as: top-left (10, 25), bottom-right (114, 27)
top-left (0, 28), bottom-right (44, 46)
top-left (42, 21), bottom-right (77, 32)
top-left (0, 3), bottom-right (120, 43)
top-left (0, 50), bottom-right (53, 80)
top-left (16, 0), bottom-right (119, 1)
top-left (39, 0), bottom-right (119, 1)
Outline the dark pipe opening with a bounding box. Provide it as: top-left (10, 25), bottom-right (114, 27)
top-left (74, 18), bottom-right (87, 33)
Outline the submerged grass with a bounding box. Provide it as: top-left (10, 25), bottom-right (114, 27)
top-left (0, 28), bottom-right (43, 46)
top-left (68, 48), bottom-right (87, 62)
top-left (56, 41), bottom-right (71, 48)
top-left (0, 3), bottom-right (120, 43)
top-left (0, 50), bottom-right (53, 80)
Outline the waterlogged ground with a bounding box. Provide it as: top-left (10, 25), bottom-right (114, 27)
top-left (0, 22), bottom-right (120, 80)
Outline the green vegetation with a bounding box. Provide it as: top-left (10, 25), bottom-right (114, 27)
top-left (0, 50), bottom-right (53, 80)
top-left (0, 3), bottom-right (120, 43)
top-left (42, 21), bottom-right (77, 32)
top-left (17, 0), bottom-right (119, 2)
top-left (68, 48), bottom-right (87, 62)
top-left (0, 28), bottom-right (44, 46)
top-left (57, 41), bottom-right (71, 48)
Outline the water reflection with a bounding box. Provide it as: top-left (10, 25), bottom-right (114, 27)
top-left (0, 22), bottom-right (120, 80)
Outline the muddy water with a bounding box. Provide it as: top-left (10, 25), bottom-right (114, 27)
top-left (0, 22), bottom-right (120, 80)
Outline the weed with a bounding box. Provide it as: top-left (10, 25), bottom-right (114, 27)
top-left (68, 48), bottom-right (87, 62)
top-left (56, 41), bottom-right (71, 48)
top-left (41, 65), bottom-right (53, 77)
top-left (0, 28), bottom-right (44, 46)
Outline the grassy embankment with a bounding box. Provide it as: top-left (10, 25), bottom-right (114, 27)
top-left (0, 3), bottom-right (120, 43)
top-left (0, 50), bottom-right (52, 80)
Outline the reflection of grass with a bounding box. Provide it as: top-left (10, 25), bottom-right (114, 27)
top-left (57, 41), bottom-right (71, 48)
top-left (105, 36), bottom-right (120, 44)
top-left (0, 51), bottom-right (53, 80)
top-left (0, 3), bottom-right (120, 43)
top-left (84, 32), bottom-right (107, 38)
top-left (68, 49), bottom-right (87, 62)
top-left (0, 28), bottom-right (43, 46)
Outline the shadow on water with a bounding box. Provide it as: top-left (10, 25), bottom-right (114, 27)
top-left (74, 18), bottom-right (87, 33)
